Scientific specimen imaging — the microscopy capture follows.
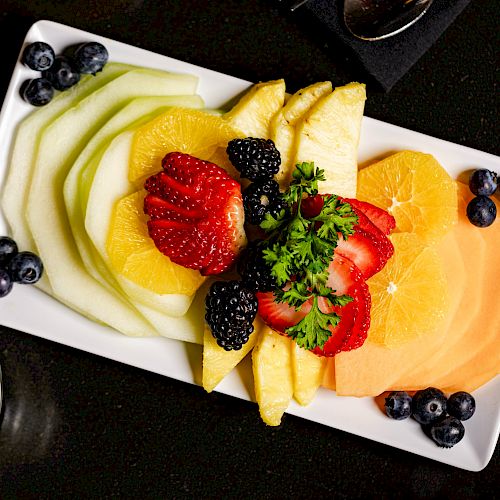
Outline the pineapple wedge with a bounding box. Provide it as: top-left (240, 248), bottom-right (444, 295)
top-left (252, 328), bottom-right (293, 426)
top-left (224, 79), bottom-right (286, 138)
top-left (291, 345), bottom-right (327, 406)
top-left (202, 317), bottom-right (265, 393)
top-left (270, 81), bottom-right (332, 188)
top-left (294, 82), bottom-right (366, 197)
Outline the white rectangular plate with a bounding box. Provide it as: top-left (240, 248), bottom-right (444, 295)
top-left (0, 20), bottom-right (498, 472)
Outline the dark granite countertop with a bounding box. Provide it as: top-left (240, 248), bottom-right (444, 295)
top-left (0, 0), bottom-right (498, 497)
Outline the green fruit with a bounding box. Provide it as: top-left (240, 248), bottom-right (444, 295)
top-left (64, 95), bottom-right (204, 320)
top-left (25, 68), bottom-right (199, 336)
top-left (1, 63), bottom-right (132, 292)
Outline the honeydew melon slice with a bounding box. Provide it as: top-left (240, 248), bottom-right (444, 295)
top-left (64, 96), bottom-right (204, 318)
top-left (0, 63), bottom-right (132, 291)
top-left (26, 68), bottom-right (199, 337)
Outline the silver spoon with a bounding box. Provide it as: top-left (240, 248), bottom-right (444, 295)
top-left (344, 0), bottom-right (434, 41)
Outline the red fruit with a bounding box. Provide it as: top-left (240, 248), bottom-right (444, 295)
top-left (344, 198), bottom-right (396, 235)
top-left (335, 228), bottom-right (386, 279)
top-left (144, 152), bottom-right (246, 275)
top-left (256, 256), bottom-right (370, 357)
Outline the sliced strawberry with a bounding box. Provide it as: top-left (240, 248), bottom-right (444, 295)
top-left (144, 152), bottom-right (246, 275)
top-left (334, 228), bottom-right (385, 279)
top-left (256, 256), bottom-right (370, 357)
top-left (344, 198), bottom-right (396, 235)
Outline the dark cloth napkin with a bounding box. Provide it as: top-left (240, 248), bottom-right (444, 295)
top-left (288, 0), bottom-right (472, 91)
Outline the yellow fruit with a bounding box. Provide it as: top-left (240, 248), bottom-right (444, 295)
top-left (291, 345), bottom-right (326, 406)
top-left (357, 151), bottom-right (458, 244)
top-left (270, 81), bottom-right (332, 188)
top-left (129, 107), bottom-right (241, 186)
top-left (106, 190), bottom-right (205, 295)
top-left (202, 317), bottom-right (265, 393)
top-left (294, 82), bottom-right (366, 197)
top-left (366, 233), bottom-right (449, 347)
top-left (224, 79), bottom-right (286, 138)
top-left (252, 329), bottom-right (293, 426)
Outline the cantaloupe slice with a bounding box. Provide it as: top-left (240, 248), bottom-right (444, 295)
top-left (390, 183), bottom-right (486, 389)
top-left (0, 63), bottom-right (132, 291)
top-left (26, 68), bottom-right (198, 336)
top-left (428, 187), bottom-right (500, 391)
top-left (334, 228), bottom-right (465, 397)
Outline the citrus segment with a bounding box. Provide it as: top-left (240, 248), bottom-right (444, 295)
top-left (357, 151), bottom-right (458, 244)
top-left (366, 232), bottom-right (449, 347)
top-left (224, 79), bottom-right (286, 138)
top-left (129, 108), bottom-right (241, 185)
top-left (106, 190), bottom-right (205, 295)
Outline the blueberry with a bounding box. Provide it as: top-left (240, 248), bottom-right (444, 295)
top-left (7, 251), bottom-right (44, 284)
top-left (447, 391), bottom-right (476, 421)
top-left (0, 236), bottom-right (18, 266)
top-left (0, 269), bottom-right (13, 298)
top-left (411, 387), bottom-right (447, 425)
top-left (384, 391), bottom-right (412, 420)
top-left (43, 56), bottom-right (80, 91)
top-left (466, 196), bottom-right (496, 227)
top-left (20, 78), bottom-right (54, 106)
top-left (74, 42), bottom-right (109, 74)
top-left (469, 169), bottom-right (498, 196)
top-left (428, 416), bottom-right (465, 448)
top-left (22, 42), bottom-right (55, 71)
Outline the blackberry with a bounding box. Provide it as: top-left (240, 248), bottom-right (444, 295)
top-left (243, 179), bottom-right (287, 225)
top-left (237, 241), bottom-right (277, 292)
top-left (205, 280), bottom-right (258, 351)
top-left (227, 137), bottom-right (281, 181)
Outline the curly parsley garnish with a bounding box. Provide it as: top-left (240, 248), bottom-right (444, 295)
top-left (258, 162), bottom-right (358, 350)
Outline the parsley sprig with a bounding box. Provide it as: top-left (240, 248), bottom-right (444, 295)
top-left (258, 162), bottom-right (358, 350)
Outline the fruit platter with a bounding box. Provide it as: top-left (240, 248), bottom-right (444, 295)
top-left (0, 20), bottom-right (498, 471)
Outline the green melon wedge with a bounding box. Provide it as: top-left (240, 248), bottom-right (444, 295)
top-left (26, 68), bottom-right (199, 337)
top-left (0, 63), bottom-right (133, 291)
top-left (64, 96), bottom-right (204, 319)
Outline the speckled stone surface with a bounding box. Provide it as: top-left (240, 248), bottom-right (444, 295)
top-left (0, 0), bottom-right (498, 497)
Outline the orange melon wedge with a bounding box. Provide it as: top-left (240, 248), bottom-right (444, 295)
top-left (333, 228), bottom-right (464, 397)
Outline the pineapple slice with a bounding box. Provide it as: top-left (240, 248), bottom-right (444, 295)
top-left (202, 316), bottom-right (265, 393)
top-left (270, 81), bottom-right (332, 188)
top-left (252, 328), bottom-right (293, 426)
top-left (224, 79), bottom-right (286, 138)
top-left (291, 345), bottom-right (327, 406)
top-left (294, 82), bottom-right (366, 197)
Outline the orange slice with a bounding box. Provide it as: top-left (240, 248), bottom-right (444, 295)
top-left (129, 107), bottom-right (241, 186)
top-left (357, 151), bottom-right (457, 244)
top-left (366, 232), bottom-right (449, 347)
top-left (106, 190), bottom-right (205, 295)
